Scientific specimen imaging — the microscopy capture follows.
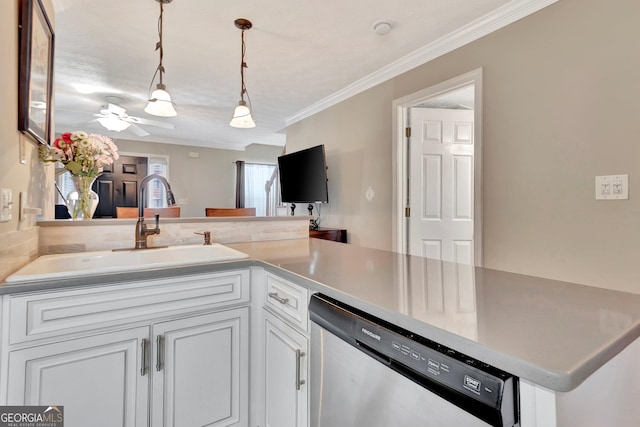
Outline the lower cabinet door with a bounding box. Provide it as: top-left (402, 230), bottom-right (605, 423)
top-left (151, 307), bottom-right (249, 427)
top-left (6, 326), bottom-right (149, 427)
top-left (263, 310), bottom-right (309, 427)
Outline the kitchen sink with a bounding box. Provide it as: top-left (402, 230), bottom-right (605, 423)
top-left (5, 244), bottom-right (249, 283)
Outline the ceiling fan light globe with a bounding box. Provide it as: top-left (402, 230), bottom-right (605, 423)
top-left (230, 100), bottom-right (256, 128)
top-left (97, 116), bottom-right (131, 132)
top-left (145, 86), bottom-right (177, 117)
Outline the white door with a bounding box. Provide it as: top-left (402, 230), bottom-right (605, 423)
top-left (263, 310), bottom-right (308, 427)
top-left (409, 107), bottom-right (475, 265)
top-left (151, 308), bottom-right (249, 427)
top-left (408, 107), bottom-right (478, 340)
top-left (7, 327), bottom-right (149, 427)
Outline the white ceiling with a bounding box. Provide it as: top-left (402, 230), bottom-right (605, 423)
top-left (52, 0), bottom-right (513, 150)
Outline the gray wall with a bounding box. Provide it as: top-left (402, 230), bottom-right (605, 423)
top-left (287, 0), bottom-right (640, 294)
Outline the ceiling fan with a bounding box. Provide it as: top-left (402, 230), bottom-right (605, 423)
top-left (93, 103), bottom-right (175, 136)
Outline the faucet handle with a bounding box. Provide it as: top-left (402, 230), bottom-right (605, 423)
top-left (194, 231), bottom-right (212, 245)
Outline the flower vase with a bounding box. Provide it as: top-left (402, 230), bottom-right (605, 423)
top-left (66, 176), bottom-right (99, 220)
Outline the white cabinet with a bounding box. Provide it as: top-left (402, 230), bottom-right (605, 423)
top-left (263, 310), bottom-right (308, 427)
top-left (259, 271), bottom-right (310, 427)
top-left (7, 326), bottom-right (149, 427)
top-left (1, 269), bottom-right (250, 427)
top-left (151, 308), bottom-right (248, 427)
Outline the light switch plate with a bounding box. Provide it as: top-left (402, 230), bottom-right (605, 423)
top-left (596, 175), bottom-right (628, 200)
top-left (1, 188), bottom-right (12, 222)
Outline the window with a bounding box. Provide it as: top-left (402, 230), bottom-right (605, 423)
top-left (243, 163), bottom-right (277, 216)
top-left (147, 156), bottom-right (169, 208)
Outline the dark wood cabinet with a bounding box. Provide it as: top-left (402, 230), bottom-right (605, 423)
top-left (309, 228), bottom-right (347, 243)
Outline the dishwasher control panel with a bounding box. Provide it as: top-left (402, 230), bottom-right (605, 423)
top-left (355, 318), bottom-right (507, 408)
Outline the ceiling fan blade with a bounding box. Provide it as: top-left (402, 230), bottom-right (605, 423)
top-left (126, 115), bottom-right (176, 130)
top-left (129, 123), bottom-right (150, 137)
top-left (105, 103), bottom-right (127, 116)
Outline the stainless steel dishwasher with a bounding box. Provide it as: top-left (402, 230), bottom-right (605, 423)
top-left (309, 294), bottom-right (518, 427)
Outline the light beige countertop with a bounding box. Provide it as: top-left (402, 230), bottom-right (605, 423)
top-left (3, 238), bottom-right (640, 392)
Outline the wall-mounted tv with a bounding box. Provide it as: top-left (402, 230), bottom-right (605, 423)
top-left (278, 144), bottom-right (329, 204)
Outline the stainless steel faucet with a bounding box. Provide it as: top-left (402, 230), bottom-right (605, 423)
top-left (134, 174), bottom-right (177, 249)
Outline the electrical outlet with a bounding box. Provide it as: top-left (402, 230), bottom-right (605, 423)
top-left (1, 188), bottom-right (12, 222)
top-left (595, 175), bottom-right (628, 200)
top-left (19, 138), bottom-right (27, 164)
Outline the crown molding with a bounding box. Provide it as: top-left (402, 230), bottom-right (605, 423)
top-left (285, 0), bottom-right (558, 127)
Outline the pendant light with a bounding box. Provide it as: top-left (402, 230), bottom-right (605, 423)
top-left (144, 0), bottom-right (177, 117)
top-left (230, 18), bottom-right (256, 128)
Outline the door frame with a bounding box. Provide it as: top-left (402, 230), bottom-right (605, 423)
top-left (120, 150), bottom-right (171, 207)
top-left (119, 151), bottom-right (171, 178)
top-left (391, 68), bottom-right (484, 266)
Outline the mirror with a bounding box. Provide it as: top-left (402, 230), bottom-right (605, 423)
top-left (54, 136), bottom-right (283, 218)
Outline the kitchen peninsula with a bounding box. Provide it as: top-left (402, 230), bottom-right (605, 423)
top-left (2, 237), bottom-right (639, 426)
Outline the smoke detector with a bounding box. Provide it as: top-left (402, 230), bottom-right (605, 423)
top-left (373, 20), bottom-right (392, 36)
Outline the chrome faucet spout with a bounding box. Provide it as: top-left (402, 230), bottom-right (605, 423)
top-left (134, 174), bottom-right (177, 249)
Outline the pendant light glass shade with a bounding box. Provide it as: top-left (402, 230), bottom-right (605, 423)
top-left (145, 83), bottom-right (177, 117)
top-left (230, 100), bottom-right (255, 128)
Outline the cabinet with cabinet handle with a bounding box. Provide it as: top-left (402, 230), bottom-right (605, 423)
top-left (3, 270), bottom-right (250, 427)
top-left (259, 270), bottom-right (311, 427)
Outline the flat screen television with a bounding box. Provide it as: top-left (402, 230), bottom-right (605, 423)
top-left (278, 145), bottom-right (329, 204)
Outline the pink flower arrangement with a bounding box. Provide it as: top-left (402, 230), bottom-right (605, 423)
top-left (39, 131), bottom-right (119, 177)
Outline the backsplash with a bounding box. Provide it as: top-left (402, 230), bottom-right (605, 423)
top-left (38, 217), bottom-right (310, 255)
top-left (0, 218), bottom-right (309, 282)
top-left (0, 227), bottom-right (39, 281)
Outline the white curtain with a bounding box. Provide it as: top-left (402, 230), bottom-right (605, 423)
top-left (244, 163), bottom-right (276, 216)
top-left (147, 157), bottom-right (168, 208)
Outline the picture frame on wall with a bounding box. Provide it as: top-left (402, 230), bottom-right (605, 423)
top-left (18, 0), bottom-right (55, 146)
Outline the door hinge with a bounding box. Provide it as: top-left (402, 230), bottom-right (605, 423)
top-left (405, 127), bottom-right (411, 138)
top-left (405, 207), bottom-right (410, 217)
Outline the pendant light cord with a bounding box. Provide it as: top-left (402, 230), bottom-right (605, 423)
top-left (147, 1), bottom-right (166, 95)
top-left (240, 29), bottom-right (252, 107)
top-left (157, 1), bottom-right (165, 86)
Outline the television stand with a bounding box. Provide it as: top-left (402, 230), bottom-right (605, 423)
top-left (309, 227), bottom-right (347, 243)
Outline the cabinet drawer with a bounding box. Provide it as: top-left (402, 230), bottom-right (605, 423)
top-left (263, 272), bottom-right (309, 333)
top-left (8, 269), bottom-right (250, 344)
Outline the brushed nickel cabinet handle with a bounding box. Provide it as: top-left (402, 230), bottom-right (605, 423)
top-left (296, 349), bottom-right (306, 391)
top-left (156, 335), bottom-right (164, 372)
top-left (268, 292), bottom-right (289, 305)
top-left (140, 338), bottom-right (148, 376)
